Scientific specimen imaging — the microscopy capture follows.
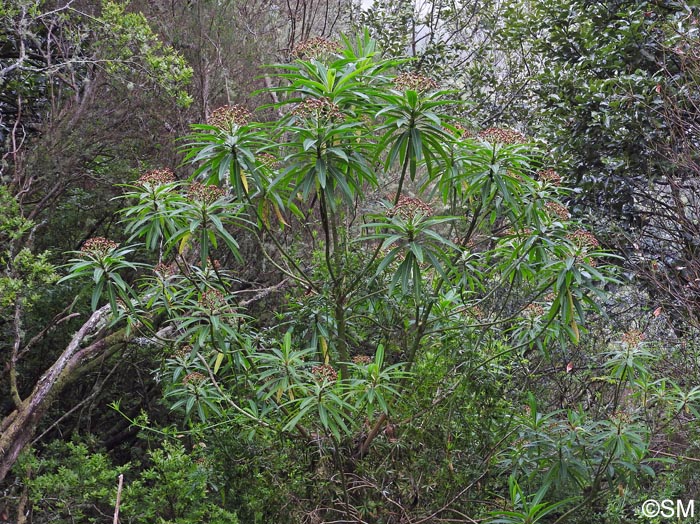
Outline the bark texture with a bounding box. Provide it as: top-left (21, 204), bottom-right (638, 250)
top-left (0, 306), bottom-right (127, 483)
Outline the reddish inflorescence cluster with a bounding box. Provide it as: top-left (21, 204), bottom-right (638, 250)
top-left (172, 345), bottom-right (193, 360)
top-left (312, 364), bottom-right (338, 382)
top-left (183, 372), bottom-right (205, 385)
top-left (352, 355), bottom-right (372, 365)
top-left (566, 229), bottom-right (600, 249)
top-left (154, 262), bottom-right (177, 278)
top-left (257, 152), bottom-right (278, 169)
top-left (198, 289), bottom-right (227, 312)
top-left (207, 104), bottom-right (252, 129)
top-left (537, 169), bottom-right (563, 186)
top-left (545, 201), bottom-right (570, 220)
top-left (446, 122), bottom-right (471, 138)
top-left (469, 305), bottom-right (484, 320)
top-left (291, 97), bottom-right (343, 121)
top-left (81, 237), bottom-right (118, 256)
top-left (291, 37), bottom-right (341, 59)
top-left (393, 72), bottom-right (439, 92)
top-left (621, 329), bottom-right (645, 347)
top-left (477, 127), bottom-right (527, 145)
top-left (500, 226), bottom-right (534, 238)
top-left (387, 195), bottom-right (433, 220)
top-left (522, 303), bottom-right (545, 319)
top-left (137, 168), bottom-right (175, 186)
top-left (187, 182), bottom-right (226, 203)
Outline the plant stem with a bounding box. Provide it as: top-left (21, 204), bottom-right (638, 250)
top-left (113, 474), bottom-right (124, 524)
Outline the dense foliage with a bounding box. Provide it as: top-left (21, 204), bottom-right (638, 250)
top-left (2, 1), bottom-right (700, 523)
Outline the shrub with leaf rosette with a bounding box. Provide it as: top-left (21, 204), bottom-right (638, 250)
top-left (51, 31), bottom-right (644, 523)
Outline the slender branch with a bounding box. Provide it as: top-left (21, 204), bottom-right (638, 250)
top-left (239, 279), bottom-right (289, 306)
top-left (10, 301), bottom-right (24, 408)
top-left (31, 351), bottom-right (126, 446)
top-left (113, 474), bottom-right (123, 524)
top-left (196, 353), bottom-right (273, 428)
top-left (19, 297), bottom-right (80, 360)
top-left (649, 448), bottom-right (700, 463)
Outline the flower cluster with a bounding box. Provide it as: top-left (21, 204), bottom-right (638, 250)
top-left (393, 72), bottom-right (438, 92)
top-left (312, 364), bottom-right (338, 382)
top-left (578, 254), bottom-right (598, 268)
top-left (198, 289), bottom-right (227, 312)
top-left (183, 372), bottom-right (205, 385)
top-left (566, 229), bottom-right (600, 249)
top-left (172, 345), bottom-right (193, 360)
top-left (207, 104), bottom-right (252, 129)
top-left (477, 127), bottom-right (527, 145)
top-left (522, 303), bottom-right (545, 319)
top-left (505, 170), bottom-right (524, 182)
top-left (545, 201), bottom-right (570, 220)
top-left (187, 182), bottom-right (226, 203)
top-left (387, 196), bottom-right (433, 220)
top-left (470, 305), bottom-right (484, 320)
top-left (154, 262), bottom-right (177, 278)
top-left (291, 37), bottom-right (341, 59)
top-left (499, 226), bottom-right (533, 238)
top-left (609, 411), bottom-right (633, 424)
top-left (621, 329), bottom-right (645, 347)
top-left (257, 152), bottom-right (278, 168)
top-left (81, 237), bottom-right (118, 256)
top-left (137, 168), bottom-right (175, 186)
top-left (538, 169), bottom-right (563, 185)
top-left (291, 97), bottom-right (343, 121)
top-left (352, 355), bottom-right (372, 365)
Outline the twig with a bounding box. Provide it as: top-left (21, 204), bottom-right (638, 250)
top-left (239, 279), bottom-right (288, 306)
top-left (196, 354), bottom-right (273, 429)
top-left (410, 470), bottom-right (490, 524)
top-left (650, 448), bottom-right (700, 463)
top-left (16, 473), bottom-right (28, 524)
top-left (19, 297), bottom-right (80, 360)
top-left (10, 301), bottom-right (24, 408)
top-left (31, 352), bottom-right (126, 446)
top-left (113, 474), bottom-right (123, 524)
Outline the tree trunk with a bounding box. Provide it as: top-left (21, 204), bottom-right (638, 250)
top-left (0, 305), bottom-right (127, 483)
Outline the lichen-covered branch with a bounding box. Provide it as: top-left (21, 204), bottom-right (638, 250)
top-left (0, 305), bottom-right (128, 483)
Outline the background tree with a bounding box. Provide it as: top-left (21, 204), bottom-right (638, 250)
top-left (356, 0), bottom-right (534, 127)
top-left (0, 0), bottom-right (191, 495)
top-left (501, 0), bottom-right (700, 327)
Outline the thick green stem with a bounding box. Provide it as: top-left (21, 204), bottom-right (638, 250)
top-left (318, 188), bottom-right (351, 377)
top-left (335, 301), bottom-right (350, 379)
top-left (318, 190), bottom-right (337, 284)
top-left (346, 134), bottom-right (415, 300)
top-left (393, 122), bottom-right (415, 206)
